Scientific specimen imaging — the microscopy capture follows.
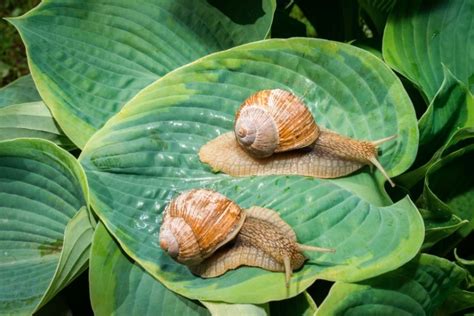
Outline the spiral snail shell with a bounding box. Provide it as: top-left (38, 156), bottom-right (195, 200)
top-left (199, 89), bottom-right (396, 187)
top-left (234, 89), bottom-right (320, 158)
top-left (159, 189), bottom-right (334, 286)
top-left (159, 189), bottom-right (246, 265)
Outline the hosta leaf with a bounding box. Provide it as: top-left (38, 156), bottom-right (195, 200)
top-left (383, 0), bottom-right (474, 101)
top-left (423, 144), bottom-right (474, 238)
top-left (358, 0), bottom-right (397, 35)
top-left (0, 74), bottom-right (74, 148)
top-left (80, 38), bottom-right (422, 303)
top-left (421, 209), bottom-right (468, 250)
top-left (269, 292), bottom-right (317, 316)
top-left (36, 207), bottom-right (94, 311)
top-left (9, 0), bottom-right (275, 148)
top-left (417, 68), bottom-right (474, 159)
top-left (0, 101), bottom-right (75, 149)
top-left (0, 75), bottom-right (40, 108)
top-left (90, 223), bottom-right (209, 316)
top-left (442, 288), bottom-right (474, 314)
top-left (202, 301), bottom-right (268, 316)
top-left (397, 69), bottom-right (474, 189)
top-left (0, 139), bottom-right (89, 315)
top-left (317, 254), bottom-right (467, 315)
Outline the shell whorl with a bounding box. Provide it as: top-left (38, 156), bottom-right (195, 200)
top-left (159, 189), bottom-right (246, 265)
top-left (234, 89), bottom-right (320, 158)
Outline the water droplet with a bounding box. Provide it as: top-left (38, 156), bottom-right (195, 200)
top-left (137, 201), bottom-right (144, 209)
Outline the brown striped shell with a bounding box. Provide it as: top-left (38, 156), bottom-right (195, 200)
top-left (234, 89), bottom-right (320, 158)
top-left (159, 189), bottom-right (246, 265)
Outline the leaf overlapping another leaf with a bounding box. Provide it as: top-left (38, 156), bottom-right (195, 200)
top-left (9, 0), bottom-right (276, 148)
top-left (80, 38), bottom-right (422, 303)
top-left (0, 139), bottom-right (91, 315)
top-left (383, 0), bottom-right (474, 101)
top-left (317, 254), bottom-right (468, 315)
top-left (90, 223), bottom-right (209, 316)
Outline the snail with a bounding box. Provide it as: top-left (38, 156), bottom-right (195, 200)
top-left (199, 89), bottom-right (397, 187)
top-left (159, 189), bottom-right (335, 287)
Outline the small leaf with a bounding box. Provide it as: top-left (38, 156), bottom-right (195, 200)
top-left (0, 74), bottom-right (75, 149)
top-left (10, 0), bottom-right (276, 148)
top-left (0, 101), bottom-right (75, 149)
top-left (90, 223), bottom-right (209, 316)
top-left (317, 254), bottom-right (468, 315)
top-left (0, 139), bottom-right (89, 315)
top-left (421, 209), bottom-right (468, 250)
top-left (422, 144), bottom-right (474, 242)
top-left (0, 74), bottom-right (40, 107)
top-left (383, 0), bottom-right (474, 101)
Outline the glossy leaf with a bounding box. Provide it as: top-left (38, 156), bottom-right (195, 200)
top-left (317, 254), bottom-right (468, 315)
top-left (80, 39), bottom-right (422, 303)
top-left (0, 74), bottom-right (40, 108)
top-left (10, 0), bottom-right (275, 148)
top-left (0, 139), bottom-right (89, 315)
top-left (90, 223), bottom-right (209, 316)
top-left (383, 0), bottom-right (474, 101)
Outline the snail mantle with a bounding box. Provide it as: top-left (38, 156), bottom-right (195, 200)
top-left (199, 89), bottom-right (397, 187)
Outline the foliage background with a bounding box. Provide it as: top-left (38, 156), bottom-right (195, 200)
top-left (0, 0), bottom-right (473, 315)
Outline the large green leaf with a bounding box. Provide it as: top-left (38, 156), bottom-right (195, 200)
top-left (90, 223), bottom-right (208, 316)
top-left (317, 254), bottom-right (468, 315)
top-left (9, 0), bottom-right (275, 148)
top-left (383, 0), bottom-right (474, 101)
top-left (0, 75), bottom-right (40, 108)
top-left (422, 144), bottom-right (474, 239)
top-left (0, 139), bottom-right (89, 315)
top-left (421, 209), bottom-right (468, 250)
top-left (396, 68), bottom-right (474, 189)
top-left (80, 38), bottom-right (422, 303)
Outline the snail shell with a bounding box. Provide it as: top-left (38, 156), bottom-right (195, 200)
top-left (159, 189), bottom-right (246, 265)
top-left (234, 89), bottom-right (320, 158)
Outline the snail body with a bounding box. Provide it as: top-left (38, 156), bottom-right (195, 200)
top-left (200, 89), bottom-right (396, 187)
top-left (159, 190), bottom-right (334, 286)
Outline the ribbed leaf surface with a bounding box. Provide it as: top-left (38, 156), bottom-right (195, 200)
top-left (80, 39), bottom-right (422, 303)
top-left (0, 139), bottom-right (89, 315)
top-left (10, 0), bottom-right (275, 147)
